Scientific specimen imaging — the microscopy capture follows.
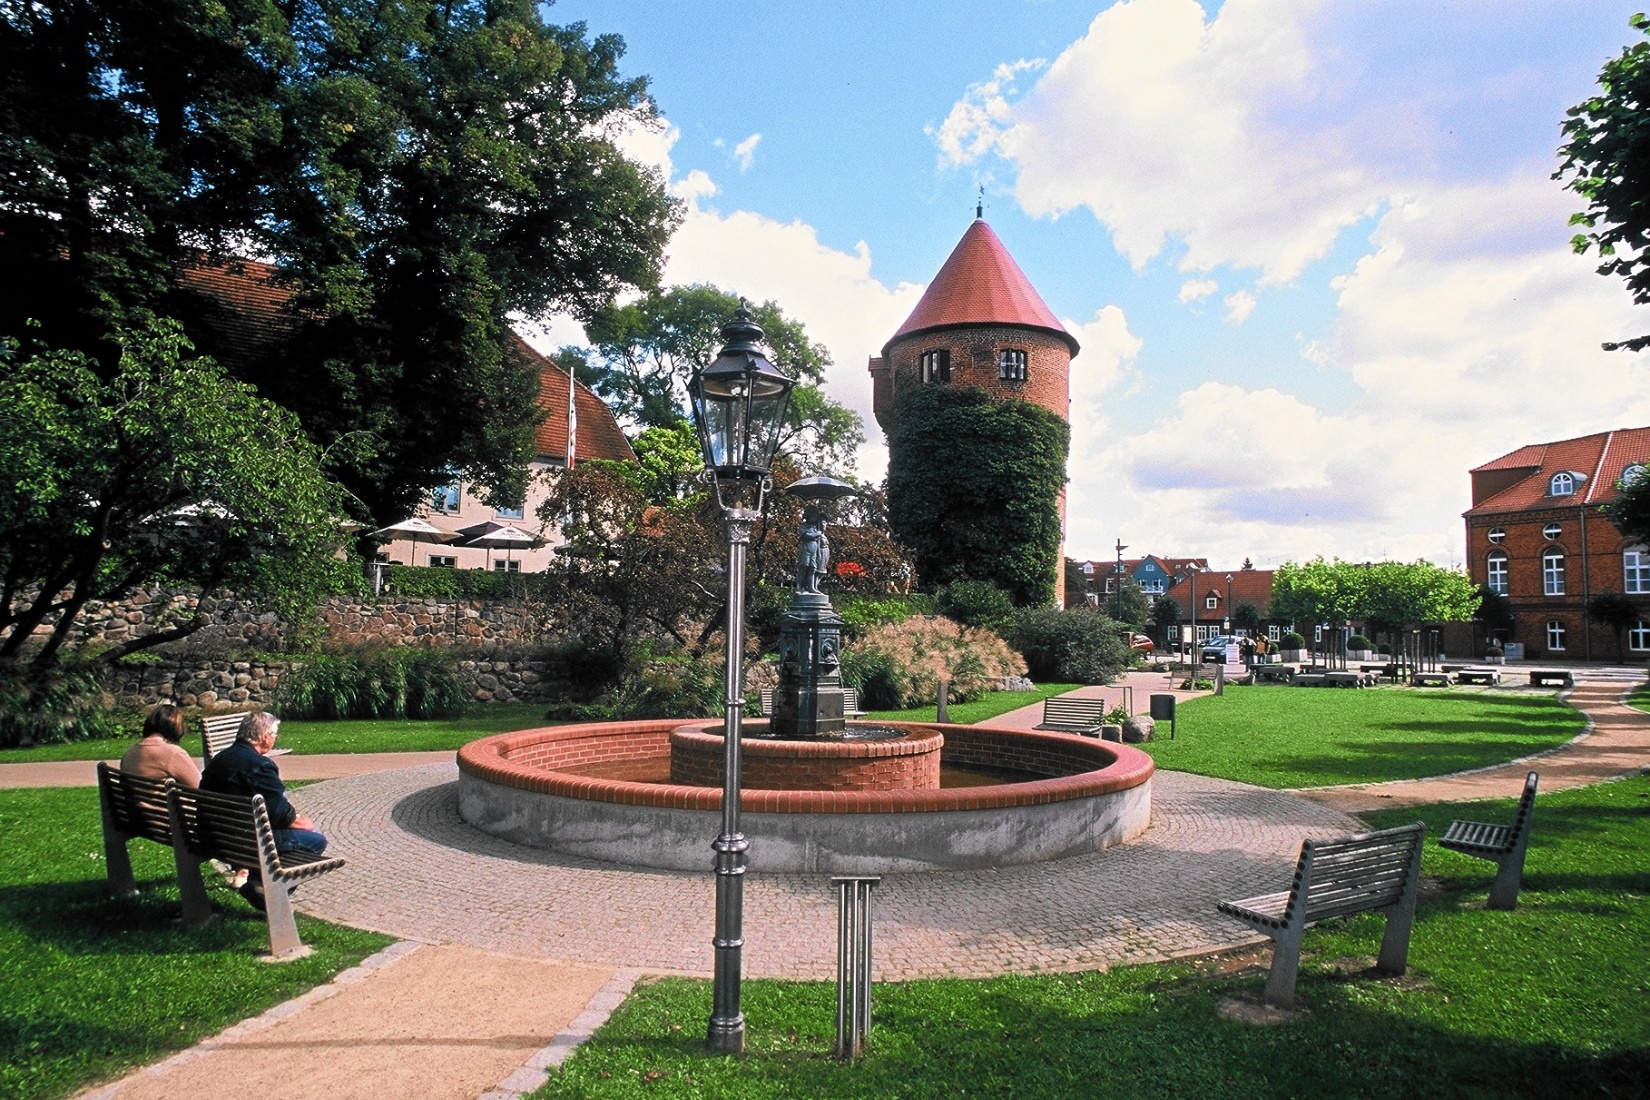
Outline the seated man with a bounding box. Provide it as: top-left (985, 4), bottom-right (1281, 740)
top-left (199, 711), bottom-right (326, 908)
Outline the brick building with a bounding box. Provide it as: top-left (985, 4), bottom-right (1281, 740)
top-left (1465, 427), bottom-right (1650, 661)
top-left (1164, 565), bottom-right (1279, 644)
top-left (869, 212), bottom-right (1079, 604)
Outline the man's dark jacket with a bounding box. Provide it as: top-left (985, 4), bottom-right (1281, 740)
top-left (199, 740), bottom-right (297, 828)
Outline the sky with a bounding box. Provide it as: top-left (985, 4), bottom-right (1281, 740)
top-left (527, 0), bottom-right (1650, 572)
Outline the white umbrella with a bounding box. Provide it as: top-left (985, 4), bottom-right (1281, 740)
top-left (370, 517), bottom-right (459, 565)
top-left (456, 521), bottom-right (542, 571)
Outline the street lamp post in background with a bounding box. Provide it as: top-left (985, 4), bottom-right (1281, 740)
top-left (688, 306), bottom-right (795, 1055)
top-left (1115, 538), bottom-right (1128, 622)
top-left (1185, 563), bottom-right (1201, 658)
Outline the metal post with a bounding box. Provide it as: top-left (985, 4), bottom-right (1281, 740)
top-left (707, 509), bottom-right (756, 1054)
top-left (834, 876), bottom-right (879, 1059)
top-left (936, 677), bottom-right (950, 724)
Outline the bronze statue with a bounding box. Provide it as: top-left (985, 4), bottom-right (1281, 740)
top-left (796, 503), bottom-right (830, 594)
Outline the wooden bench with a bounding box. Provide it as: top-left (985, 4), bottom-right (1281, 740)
top-left (1034, 697), bottom-right (1106, 737)
top-left (1529, 669), bottom-right (1574, 688)
top-left (1217, 822), bottom-right (1425, 1007)
top-left (1254, 666), bottom-right (1294, 684)
top-left (1440, 771), bottom-right (1539, 910)
top-left (1322, 672), bottom-right (1365, 688)
top-left (1455, 668), bottom-right (1500, 686)
top-left (1292, 674), bottom-right (1326, 687)
top-left (759, 687), bottom-right (865, 718)
top-left (1412, 672), bottom-right (1451, 687)
top-left (95, 763), bottom-right (213, 925)
top-left (201, 712), bottom-right (250, 765)
top-left (170, 786), bottom-right (346, 959)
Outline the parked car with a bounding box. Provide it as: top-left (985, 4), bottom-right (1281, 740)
top-left (1127, 633), bottom-right (1155, 652)
top-left (1200, 635), bottom-right (1239, 662)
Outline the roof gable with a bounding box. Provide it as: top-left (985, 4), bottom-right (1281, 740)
top-left (1466, 426), bottom-right (1650, 515)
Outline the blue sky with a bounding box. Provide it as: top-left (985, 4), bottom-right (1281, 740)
top-left (532, 0), bottom-right (1650, 570)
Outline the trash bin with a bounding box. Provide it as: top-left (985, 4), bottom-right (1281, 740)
top-left (1149, 694), bottom-right (1176, 739)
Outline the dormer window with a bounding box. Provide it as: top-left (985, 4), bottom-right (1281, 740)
top-left (1205, 594), bottom-right (1218, 609)
top-left (1549, 472), bottom-right (1575, 496)
top-left (1623, 463), bottom-right (1648, 487)
top-left (998, 348), bottom-right (1027, 381)
top-left (919, 349), bottom-right (950, 384)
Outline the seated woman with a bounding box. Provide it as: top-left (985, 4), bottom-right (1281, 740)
top-left (118, 704), bottom-right (200, 788)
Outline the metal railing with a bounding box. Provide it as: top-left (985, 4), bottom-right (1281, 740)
top-left (833, 875), bottom-right (878, 1059)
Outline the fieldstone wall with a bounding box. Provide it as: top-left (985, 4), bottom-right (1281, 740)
top-left (105, 655), bottom-right (558, 710)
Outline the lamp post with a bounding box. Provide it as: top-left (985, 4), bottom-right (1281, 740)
top-left (1185, 563), bottom-right (1201, 657)
top-left (688, 306), bottom-right (795, 1055)
top-left (1115, 538), bottom-right (1128, 622)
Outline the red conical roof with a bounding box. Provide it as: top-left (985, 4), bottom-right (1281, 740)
top-left (886, 218), bottom-right (1078, 355)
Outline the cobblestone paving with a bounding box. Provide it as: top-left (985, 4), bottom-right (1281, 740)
top-left (296, 766), bottom-right (1359, 980)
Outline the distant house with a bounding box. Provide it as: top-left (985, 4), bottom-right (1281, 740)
top-left (177, 257), bottom-right (635, 573)
top-left (1465, 427), bottom-right (1650, 660)
top-left (1162, 565), bottom-right (1278, 644)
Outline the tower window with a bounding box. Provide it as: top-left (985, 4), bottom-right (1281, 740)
top-left (998, 348), bottom-right (1027, 381)
top-left (919, 349), bottom-right (950, 384)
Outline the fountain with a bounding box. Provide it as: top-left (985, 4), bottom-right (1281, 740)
top-left (458, 476), bottom-right (1153, 872)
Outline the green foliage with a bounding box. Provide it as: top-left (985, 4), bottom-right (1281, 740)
top-left (1475, 584), bottom-right (1516, 639)
top-left (1143, 688), bottom-right (1583, 788)
top-left (860, 683), bottom-right (1079, 724)
top-left (0, 0), bottom-right (677, 522)
top-left (1105, 577), bottom-right (1151, 628)
top-left (1103, 704), bottom-right (1131, 726)
top-left (380, 564), bottom-right (558, 601)
top-left (1587, 591), bottom-right (1641, 659)
top-left (630, 422), bottom-right (707, 504)
top-left (0, 321), bottom-right (345, 666)
top-left (1602, 463), bottom-right (1650, 541)
top-left (886, 386), bottom-right (1069, 604)
top-left (277, 649), bottom-right (467, 720)
top-left (1150, 593), bottom-right (1182, 629)
top-left (1013, 606), bottom-right (1129, 685)
top-left (1348, 634), bottom-right (1373, 650)
top-left (1281, 631), bottom-right (1306, 648)
top-left (1270, 558), bottom-right (1479, 634)
top-left (933, 579), bottom-right (1017, 633)
top-left (1556, 13), bottom-right (1650, 351)
top-left (842, 617), bottom-right (1024, 709)
top-left (0, 787), bottom-right (391, 1100)
top-left (1232, 602), bottom-right (1262, 633)
top-left (0, 662), bottom-right (129, 748)
top-left (835, 594), bottom-right (931, 642)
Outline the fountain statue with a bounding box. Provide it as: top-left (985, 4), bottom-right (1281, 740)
top-left (768, 477), bottom-right (858, 738)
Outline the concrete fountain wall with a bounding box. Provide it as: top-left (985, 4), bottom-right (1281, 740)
top-left (456, 720), bottom-right (1154, 873)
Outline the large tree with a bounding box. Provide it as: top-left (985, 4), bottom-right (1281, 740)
top-left (1603, 464), bottom-right (1650, 544)
top-left (0, 0), bottom-right (677, 524)
top-left (575, 284), bottom-right (865, 477)
top-left (1556, 13), bottom-right (1650, 352)
top-left (1270, 558), bottom-right (1479, 644)
top-left (0, 322), bottom-right (344, 666)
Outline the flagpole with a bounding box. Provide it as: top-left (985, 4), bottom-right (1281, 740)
top-left (566, 364), bottom-right (578, 469)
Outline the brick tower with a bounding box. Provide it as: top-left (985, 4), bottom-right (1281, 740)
top-left (869, 214), bottom-right (1079, 605)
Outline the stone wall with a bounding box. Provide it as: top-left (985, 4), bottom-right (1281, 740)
top-left (105, 655), bottom-right (557, 710)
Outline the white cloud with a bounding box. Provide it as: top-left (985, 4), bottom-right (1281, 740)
top-left (733, 133), bottom-right (761, 172)
top-left (1178, 278), bottom-right (1218, 302)
top-left (1223, 289), bottom-right (1257, 323)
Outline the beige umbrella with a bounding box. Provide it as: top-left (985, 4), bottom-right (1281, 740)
top-left (456, 521), bottom-right (543, 571)
top-left (370, 517), bottom-right (459, 565)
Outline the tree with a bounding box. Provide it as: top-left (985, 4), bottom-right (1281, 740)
top-left (1232, 603), bottom-right (1262, 634)
top-left (1474, 585), bottom-right (1516, 648)
top-left (885, 385), bottom-right (1068, 605)
top-left (0, 322), bottom-right (345, 666)
top-left (1063, 559), bottom-right (1095, 607)
top-left (1603, 464), bottom-right (1650, 544)
top-left (1556, 13), bottom-right (1650, 352)
top-left (1271, 558), bottom-right (1479, 650)
top-left (1588, 592), bottom-right (1641, 660)
top-left (1109, 578), bottom-right (1150, 629)
top-left (1151, 594), bottom-right (1181, 640)
top-left (579, 285), bottom-right (865, 477)
top-left (1, 0), bottom-right (679, 525)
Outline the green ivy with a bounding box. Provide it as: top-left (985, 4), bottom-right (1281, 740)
top-left (380, 564), bottom-right (559, 601)
top-left (885, 386), bottom-right (1068, 605)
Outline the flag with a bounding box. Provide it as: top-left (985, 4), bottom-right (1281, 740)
top-left (565, 365), bottom-right (578, 469)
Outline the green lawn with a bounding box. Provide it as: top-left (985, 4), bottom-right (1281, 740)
top-left (0, 703), bottom-right (552, 763)
top-left (862, 685), bottom-right (1081, 726)
top-left (532, 777), bottom-right (1650, 1100)
top-left (1629, 683), bottom-right (1649, 715)
top-left (0, 786), bottom-right (393, 1100)
top-left (1138, 685), bottom-right (1585, 789)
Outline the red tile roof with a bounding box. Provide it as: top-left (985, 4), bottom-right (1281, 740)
top-left (886, 218), bottom-right (1078, 356)
top-left (1467, 426), bottom-right (1650, 515)
top-left (1166, 569), bottom-right (1275, 619)
top-left (177, 256), bottom-right (633, 466)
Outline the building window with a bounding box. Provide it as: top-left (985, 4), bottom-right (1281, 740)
top-left (1627, 545), bottom-right (1649, 595)
top-left (492, 559), bottom-right (521, 573)
top-left (919, 349), bottom-right (951, 384)
top-left (1487, 551), bottom-right (1509, 595)
top-left (430, 480), bottom-right (462, 514)
top-left (1267, 624), bottom-right (1280, 641)
top-left (429, 555), bottom-right (456, 569)
top-left (496, 504), bottom-right (524, 520)
top-left (1542, 549), bottom-right (1566, 595)
top-left (1205, 594), bottom-right (1218, 609)
top-left (998, 348), bottom-right (1027, 381)
top-left (1082, 562), bottom-right (1094, 574)
top-left (1630, 620), bottom-right (1650, 651)
top-left (1487, 527), bottom-right (1506, 544)
top-left (1542, 523), bottom-right (1562, 540)
top-left (1623, 463), bottom-right (1648, 488)
top-left (1549, 472), bottom-right (1575, 496)
top-left (1546, 620), bottom-right (1567, 650)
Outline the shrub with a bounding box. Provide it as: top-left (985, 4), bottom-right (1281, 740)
top-left (543, 636), bottom-right (625, 699)
top-left (278, 648), bottom-right (467, 720)
top-left (844, 616), bottom-right (1024, 708)
top-left (1377, 642), bottom-right (1393, 655)
top-left (836, 594), bottom-right (932, 642)
top-left (1348, 634), bottom-right (1373, 650)
top-left (1281, 631), bottom-right (1306, 648)
top-left (0, 661), bottom-right (130, 747)
top-left (381, 564), bottom-right (557, 601)
top-left (1486, 643), bottom-right (1505, 657)
top-left (934, 579), bottom-right (1017, 633)
top-left (1013, 607), bottom-right (1129, 685)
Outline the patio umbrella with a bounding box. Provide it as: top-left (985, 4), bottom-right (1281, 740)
top-left (456, 521), bottom-right (543, 571)
top-left (369, 517), bottom-right (459, 566)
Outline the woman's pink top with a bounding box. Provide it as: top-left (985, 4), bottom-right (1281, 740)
top-left (118, 737), bottom-right (201, 788)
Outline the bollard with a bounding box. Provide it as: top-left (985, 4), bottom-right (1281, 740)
top-left (833, 875), bottom-right (878, 1059)
top-left (936, 677), bottom-right (950, 724)
top-left (1214, 662), bottom-right (1225, 696)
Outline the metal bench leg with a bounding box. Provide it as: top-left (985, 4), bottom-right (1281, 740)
top-left (98, 792), bottom-right (138, 897)
top-left (1376, 843), bottom-right (1423, 974)
top-left (164, 786), bottom-right (213, 926)
top-left (262, 874), bottom-right (306, 959)
top-left (1487, 841), bottom-right (1528, 911)
top-left (1262, 926), bottom-right (1304, 1008)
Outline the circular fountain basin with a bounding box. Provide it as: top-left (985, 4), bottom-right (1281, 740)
top-left (456, 719), bottom-right (1154, 873)
top-left (669, 722), bottom-right (944, 790)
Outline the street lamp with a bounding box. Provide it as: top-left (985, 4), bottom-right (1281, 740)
top-left (1185, 562), bottom-right (1201, 657)
top-left (688, 306), bottom-right (795, 1055)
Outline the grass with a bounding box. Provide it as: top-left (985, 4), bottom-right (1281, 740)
top-left (862, 684), bottom-right (1082, 726)
top-left (531, 777), bottom-right (1650, 1100)
top-left (1138, 685), bottom-right (1585, 789)
top-left (0, 786), bottom-right (393, 1100)
top-left (1629, 682), bottom-right (1649, 715)
top-left (0, 702), bottom-right (552, 763)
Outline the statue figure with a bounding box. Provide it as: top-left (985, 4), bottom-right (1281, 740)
top-left (796, 503), bottom-right (830, 594)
